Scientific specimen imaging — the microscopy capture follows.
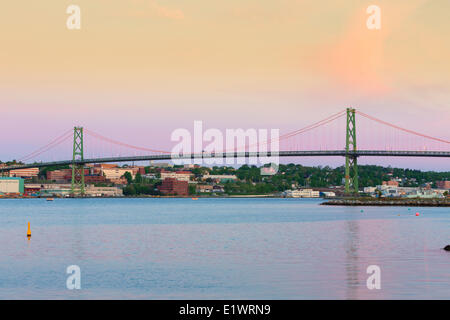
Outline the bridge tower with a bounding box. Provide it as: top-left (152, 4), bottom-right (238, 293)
top-left (71, 127), bottom-right (85, 196)
top-left (345, 108), bottom-right (359, 194)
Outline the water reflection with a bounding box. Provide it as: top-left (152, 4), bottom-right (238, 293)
top-left (0, 198), bottom-right (448, 299)
top-left (345, 219), bottom-right (360, 300)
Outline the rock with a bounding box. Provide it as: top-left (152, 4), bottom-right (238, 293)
top-left (444, 245), bottom-right (450, 251)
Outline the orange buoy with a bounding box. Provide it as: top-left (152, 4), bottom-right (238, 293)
top-left (415, 212), bottom-right (420, 216)
top-left (27, 222), bottom-right (31, 237)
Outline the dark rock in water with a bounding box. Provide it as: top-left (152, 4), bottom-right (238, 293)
top-left (444, 245), bottom-right (450, 251)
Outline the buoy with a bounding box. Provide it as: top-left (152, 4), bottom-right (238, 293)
top-left (397, 214), bottom-right (400, 216)
top-left (27, 222), bottom-right (31, 237)
top-left (360, 209), bottom-right (364, 213)
top-left (415, 212), bottom-right (420, 216)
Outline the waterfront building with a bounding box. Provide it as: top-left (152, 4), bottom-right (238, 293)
top-left (374, 185), bottom-right (446, 198)
top-left (364, 186), bottom-right (377, 194)
top-left (196, 185), bottom-right (213, 193)
top-left (321, 191), bottom-right (336, 198)
top-left (85, 186), bottom-right (123, 197)
top-left (158, 178), bottom-right (188, 196)
top-left (212, 185), bottom-right (225, 193)
top-left (284, 189), bottom-right (320, 198)
top-left (0, 177), bottom-right (24, 194)
top-left (24, 185), bottom-right (41, 196)
top-left (39, 188), bottom-right (72, 197)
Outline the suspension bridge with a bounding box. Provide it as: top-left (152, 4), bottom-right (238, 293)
top-left (1, 108), bottom-right (449, 195)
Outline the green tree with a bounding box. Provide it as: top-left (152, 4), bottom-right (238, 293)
top-left (123, 171), bottom-right (133, 184)
top-left (134, 172), bottom-right (143, 183)
top-left (188, 184), bottom-right (196, 195)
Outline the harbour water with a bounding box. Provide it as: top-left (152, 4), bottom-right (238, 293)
top-left (0, 198), bottom-right (448, 299)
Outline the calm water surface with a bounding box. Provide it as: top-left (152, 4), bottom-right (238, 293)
top-left (0, 198), bottom-right (448, 299)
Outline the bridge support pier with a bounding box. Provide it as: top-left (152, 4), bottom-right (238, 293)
top-left (345, 108), bottom-right (359, 195)
top-left (71, 127), bottom-right (85, 196)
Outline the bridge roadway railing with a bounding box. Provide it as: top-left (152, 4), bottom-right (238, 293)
top-left (1, 150), bottom-right (449, 171)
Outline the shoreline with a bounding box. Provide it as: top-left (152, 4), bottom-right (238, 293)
top-left (0, 194), bottom-right (319, 200)
top-left (2, 195), bottom-right (449, 207)
top-left (322, 198), bottom-right (450, 207)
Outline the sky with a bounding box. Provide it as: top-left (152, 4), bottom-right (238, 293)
top-left (0, 0), bottom-right (449, 170)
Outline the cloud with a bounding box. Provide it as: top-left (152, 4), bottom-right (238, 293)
top-left (306, 0), bottom-right (431, 95)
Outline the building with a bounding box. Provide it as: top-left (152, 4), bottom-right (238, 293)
top-left (382, 180), bottom-right (399, 187)
top-left (364, 186), bottom-right (377, 194)
top-left (47, 169), bottom-right (73, 182)
top-left (142, 173), bottom-right (157, 179)
top-left (102, 168), bottom-right (137, 180)
top-left (149, 161), bottom-right (173, 168)
top-left (138, 166), bottom-right (146, 175)
top-left (196, 184), bottom-right (213, 193)
top-left (436, 181), bottom-right (450, 190)
top-left (24, 185), bottom-right (41, 196)
top-left (160, 170), bottom-right (193, 182)
top-left (158, 178), bottom-right (188, 196)
top-left (9, 168), bottom-right (39, 178)
top-left (96, 164), bottom-right (118, 168)
top-left (108, 178), bottom-right (128, 185)
top-left (84, 175), bottom-right (107, 183)
top-left (183, 164), bottom-right (200, 169)
top-left (212, 185), bottom-right (225, 193)
top-left (85, 186), bottom-right (123, 197)
top-left (373, 185), bottom-right (446, 198)
top-left (201, 174), bottom-right (238, 183)
top-left (321, 191), bottom-right (336, 198)
top-left (0, 177), bottom-right (24, 194)
top-left (39, 188), bottom-right (72, 197)
top-left (284, 189), bottom-right (320, 198)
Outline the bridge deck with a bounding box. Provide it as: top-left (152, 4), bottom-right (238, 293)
top-left (1, 150), bottom-right (449, 171)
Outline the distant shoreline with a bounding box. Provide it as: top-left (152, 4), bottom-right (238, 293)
top-left (322, 198), bottom-right (450, 207)
top-left (0, 194), bottom-right (321, 200)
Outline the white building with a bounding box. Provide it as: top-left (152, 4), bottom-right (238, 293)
top-left (160, 171), bottom-right (193, 182)
top-left (284, 189), bottom-right (320, 198)
top-left (0, 177), bottom-right (24, 194)
top-left (102, 168), bottom-right (137, 180)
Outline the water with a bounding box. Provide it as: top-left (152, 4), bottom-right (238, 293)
top-left (0, 198), bottom-right (448, 299)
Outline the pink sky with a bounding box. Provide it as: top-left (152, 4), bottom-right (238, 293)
top-left (0, 1), bottom-right (449, 170)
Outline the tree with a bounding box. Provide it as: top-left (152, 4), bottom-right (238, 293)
top-left (123, 184), bottom-right (136, 196)
top-left (134, 172), bottom-right (143, 183)
top-left (123, 171), bottom-right (133, 184)
top-left (188, 184), bottom-right (196, 195)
